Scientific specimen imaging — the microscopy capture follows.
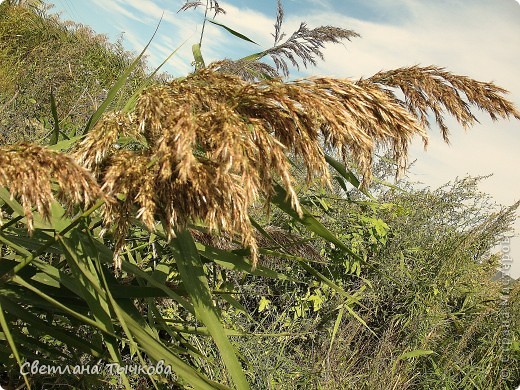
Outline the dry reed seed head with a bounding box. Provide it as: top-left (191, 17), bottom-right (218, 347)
top-left (178, 0), bottom-right (226, 16)
top-left (177, 1), bottom-right (204, 12)
top-left (265, 22), bottom-right (360, 77)
top-left (154, 107), bottom-right (199, 182)
top-left (136, 69), bottom-right (430, 195)
top-left (102, 151), bottom-right (156, 268)
top-left (100, 148), bottom-right (260, 265)
top-left (74, 112), bottom-right (137, 171)
top-left (102, 151), bottom-right (157, 229)
top-left (282, 77), bottom-right (426, 185)
top-left (0, 143), bottom-right (103, 232)
top-left (364, 66), bottom-right (520, 143)
top-left (210, 59), bottom-right (279, 82)
top-left (170, 162), bottom-right (258, 263)
top-left (98, 66), bottom-right (519, 267)
top-left (135, 87), bottom-right (172, 147)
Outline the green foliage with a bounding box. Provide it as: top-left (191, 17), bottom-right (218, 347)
top-left (0, 2), bottom-right (150, 144)
top-left (290, 175), bottom-right (520, 389)
top-left (0, 1), bottom-right (518, 389)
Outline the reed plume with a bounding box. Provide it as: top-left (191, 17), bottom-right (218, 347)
top-left (0, 143), bottom-right (103, 231)
top-left (178, 1), bottom-right (225, 16)
top-left (1, 62), bottom-right (517, 268)
top-left (73, 66), bottom-right (519, 267)
top-left (211, 0), bottom-right (360, 80)
top-left (360, 65), bottom-right (520, 143)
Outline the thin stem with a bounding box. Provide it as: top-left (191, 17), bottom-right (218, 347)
top-left (199, 0), bottom-right (210, 47)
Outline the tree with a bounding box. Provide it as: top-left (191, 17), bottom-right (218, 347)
top-left (0, 1), bottom-right (518, 389)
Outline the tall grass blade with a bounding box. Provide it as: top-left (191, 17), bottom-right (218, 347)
top-left (271, 183), bottom-right (364, 262)
top-left (324, 154), bottom-right (366, 194)
top-left (195, 241), bottom-right (292, 281)
top-left (0, 300), bottom-right (31, 388)
top-left (327, 305), bottom-right (344, 357)
top-left (0, 295), bottom-right (104, 357)
top-left (192, 43), bottom-right (206, 70)
top-left (123, 38), bottom-right (188, 113)
top-left (49, 88), bottom-right (60, 145)
top-left (58, 234), bottom-right (132, 389)
top-left (392, 349), bottom-right (434, 373)
top-left (170, 229), bottom-right (251, 390)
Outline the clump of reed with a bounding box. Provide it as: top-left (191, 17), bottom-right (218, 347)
top-left (74, 66), bottom-right (519, 266)
top-left (2, 66), bottom-right (519, 267)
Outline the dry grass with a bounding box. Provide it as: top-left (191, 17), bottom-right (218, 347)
top-left (205, 0), bottom-right (360, 80)
top-left (211, 59), bottom-right (279, 82)
top-left (265, 22), bottom-right (360, 77)
top-left (2, 66), bottom-right (519, 267)
top-left (361, 65), bottom-right (520, 142)
top-left (0, 143), bottom-right (103, 231)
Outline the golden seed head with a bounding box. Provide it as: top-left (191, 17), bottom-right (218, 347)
top-left (7, 66), bottom-right (517, 268)
top-left (0, 143), bottom-right (104, 232)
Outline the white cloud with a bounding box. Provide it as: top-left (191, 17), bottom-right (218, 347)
top-left (90, 0), bottom-right (143, 23)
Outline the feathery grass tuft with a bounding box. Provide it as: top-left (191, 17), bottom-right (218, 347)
top-left (261, 0), bottom-right (360, 77)
top-left (0, 143), bottom-right (103, 231)
top-left (361, 65), bottom-right (520, 143)
top-left (211, 59), bottom-right (279, 82)
top-left (265, 23), bottom-right (360, 77)
top-left (74, 112), bottom-right (139, 172)
top-left (73, 67), bottom-right (519, 267)
top-left (2, 65), bottom-right (518, 267)
top-left (178, 1), bottom-right (226, 16)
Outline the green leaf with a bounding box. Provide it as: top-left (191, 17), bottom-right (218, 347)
top-left (47, 134), bottom-right (83, 151)
top-left (220, 291), bottom-right (255, 322)
top-left (195, 241), bottom-right (292, 281)
top-left (258, 296), bottom-right (271, 313)
top-left (58, 234), bottom-right (121, 332)
top-left (207, 20), bottom-right (259, 45)
top-left (89, 237), bottom-right (195, 315)
top-left (119, 308), bottom-right (230, 390)
top-left (170, 229), bottom-right (251, 390)
top-left (10, 274), bottom-right (117, 339)
top-left (334, 175), bottom-right (348, 192)
top-left (327, 306), bottom-right (345, 357)
top-left (392, 349), bottom-right (434, 373)
top-left (0, 300), bottom-right (30, 388)
top-left (324, 154), bottom-right (366, 195)
top-left (0, 187), bottom-right (25, 218)
top-left (0, 296), bottom-right (104, 358)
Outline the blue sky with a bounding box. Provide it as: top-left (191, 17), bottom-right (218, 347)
top-left (48, 0), bottom-right (520, 278)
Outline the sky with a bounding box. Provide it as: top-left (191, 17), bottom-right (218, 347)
top-left (48, 0), bottom-right (520, 278)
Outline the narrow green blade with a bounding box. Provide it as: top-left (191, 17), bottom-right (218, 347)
top-left (170, 229), bottom-right (251, 390)
top-left (49, 88), bottom-right (60, 145)
top-left (207, 20), bottom-right (259, 45)
top-left (83, 16), bottom-right (163, 133)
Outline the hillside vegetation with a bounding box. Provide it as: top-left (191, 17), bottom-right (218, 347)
top-left (0, 1), bottom-right (149, 144)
